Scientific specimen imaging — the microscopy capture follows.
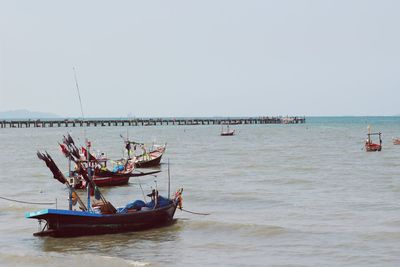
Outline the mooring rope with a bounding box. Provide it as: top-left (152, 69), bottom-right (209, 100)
top-left (0, 196), bottom-right (56, 205)
top-left (180, 208), bottom-right (210, 216)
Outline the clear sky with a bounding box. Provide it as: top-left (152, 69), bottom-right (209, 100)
top-left (0, 0), bottom-right (399, 117)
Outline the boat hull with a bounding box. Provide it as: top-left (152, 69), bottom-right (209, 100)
top-left (134, 146), bottom-right (165, 168)
top-left (92, 175), bottom-right (131, 187)
top-left (72, 170), bottom-right (161, 189)
top-left (365, 143), bottom-right (382, 152)
top-left (26, 202), bottom-right (178, 237)
top-left (135, 154), bottom-right (163, 168)
top-left (220, 131), bottom-right (235, 136)
top-left (73, 174), bottom-right (131, 189)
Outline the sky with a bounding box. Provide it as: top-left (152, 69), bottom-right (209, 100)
top-left (0, 0), bottom-right (399, 118)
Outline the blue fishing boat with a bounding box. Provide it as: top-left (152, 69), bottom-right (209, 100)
top-left (27, 148), bottom-right (183, 237)
top-left (26, 193), bottom-right (181, 237)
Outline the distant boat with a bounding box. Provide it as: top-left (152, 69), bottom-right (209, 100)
top-left (364, 126), bottom-right (382, 152)
top-left (282, 117), bottom-right (295, 124)
top-left (121, 135), bottom-right (166, 168)
top-left (393, 138), bottom-right (400, 145)
top-left (71, 159), bottom-right (159, 189)
top-left (80, 151), bottom-right (135, 188)
top-left (134, 145), bottom-right (166, 168)
top-left (60, 135), bottom-right (159, 189)
top-left (134, 146), bottom-right (165, 168)
top-left (220, 125), bottom-right (235, 136)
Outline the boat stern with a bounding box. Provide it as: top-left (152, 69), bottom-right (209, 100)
top-left (25, 209), bottom-right (52, 219)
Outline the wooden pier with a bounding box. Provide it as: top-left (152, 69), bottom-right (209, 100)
top-left (0, 116), bottom-right (305, 128)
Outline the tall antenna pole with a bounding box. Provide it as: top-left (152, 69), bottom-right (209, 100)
top-left (73, 67), bottom-right (86, 138)
top-left (73, 67), bottom-right (91, 211)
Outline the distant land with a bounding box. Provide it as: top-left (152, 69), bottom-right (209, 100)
top-left (0, 109), bottom-right (60, 119)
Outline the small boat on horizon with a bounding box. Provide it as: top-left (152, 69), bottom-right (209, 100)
top-left (393, 138), bottom-right (400, 145)
top-left (220, 125), bottom-right (235, 136)
top-left (364, 126), bottom-right (382, 152)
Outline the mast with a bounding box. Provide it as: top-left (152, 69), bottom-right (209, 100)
top-left (86, 140), bottom-right (91, 211)
top-left (73, 67), bottom-right (86, 136)
top-left (73, 67), bottom-right (91, 210)
top-left (68, 153), bottom-right (72, 210)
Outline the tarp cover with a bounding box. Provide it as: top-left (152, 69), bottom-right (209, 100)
top-left (117, 200), bottom-right (146, 213)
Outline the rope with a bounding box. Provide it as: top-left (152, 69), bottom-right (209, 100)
top-left (137, 178), bottom-right (147, 204)
top-left (180, 208), bottom-right (210, 216)
top-left (0, 196), bottom-right (56, 205)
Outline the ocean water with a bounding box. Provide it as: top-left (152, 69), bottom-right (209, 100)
top-left (0, 117), bottom-right (400, 266)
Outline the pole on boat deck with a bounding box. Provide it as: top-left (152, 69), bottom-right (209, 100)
top-left (168, 159), bottom-right (171, 199)
top-left (68, 155), bottom-right (73, 210)
top-left (86, 141), bottom-right (91, 212)
top-left (68, 156), bottom-right (71, 177)
top-left (68, 188), bottom-right (73, 211)
top-left (154, 180), bottom-right (158, 209)
top-left (367, 125), bottom-right (371, 143)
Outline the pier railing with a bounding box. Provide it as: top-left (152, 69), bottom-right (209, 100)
top-left (0, 116), bottom-right (305, 128)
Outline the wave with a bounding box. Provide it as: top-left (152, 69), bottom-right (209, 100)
top-left (101, 256), bottom-right (151, 266)
top-left (284, 178), bottom-right (314, 185)
top-left (361, 231), bottom-right (400, 242)
top-left (228, 191), bottom-right (262, 201)
top-left (0, 252), bottom-right (152, 267)
top-left (181, 220), bottom-right (287, 238)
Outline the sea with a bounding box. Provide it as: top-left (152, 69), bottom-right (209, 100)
top-left (0, 117), bottom-right (400, 266)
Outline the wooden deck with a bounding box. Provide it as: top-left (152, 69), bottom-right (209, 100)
top-left (0, 116), bottom-right (305, 128)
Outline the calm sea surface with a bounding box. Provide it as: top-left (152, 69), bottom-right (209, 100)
top-left (1, 117), bottom-right (400, 266)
